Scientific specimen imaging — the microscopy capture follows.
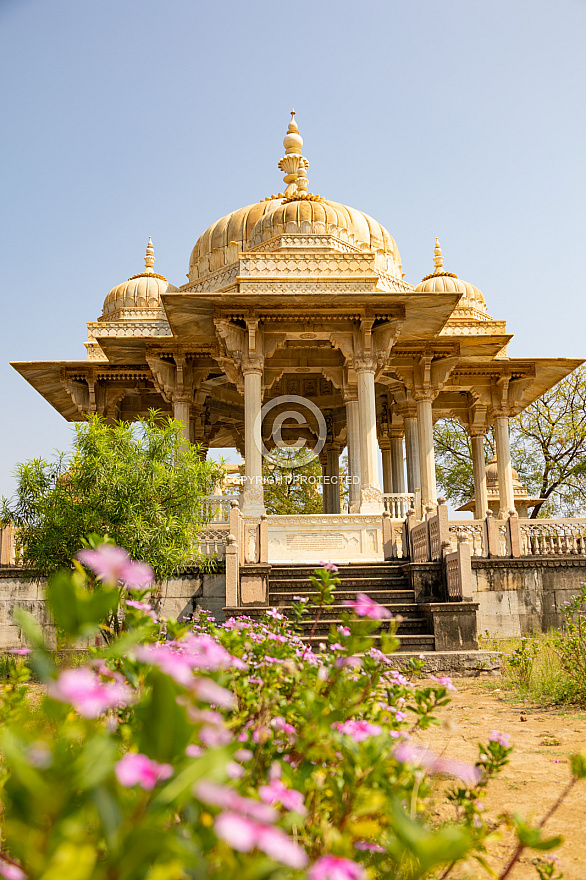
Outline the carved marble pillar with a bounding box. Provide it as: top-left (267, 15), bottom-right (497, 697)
top-left (356, 363), bottom-right (383, 513)
top-left (470, 432), bottom-right (489, 520)
top-left (379, 438), bottom-right (393, 494)
top-left (172, 397), bottom-right (191, 446)
top-left (326, 443), bottom-right (341, 514)
top-left (390, 432), bottom-right (406, 493)
top-left (404, 415), bottom-right (420, 495)
top-left (494, 415), bottom-right (515, 518)
top-left (242, 364), bottom-right (265, 516)
top-left (416, 396), bottom-right (437, 509)
top-left (344, 387), bottom-right (361, 514)
top-left (320, 452), bottom-right (329, 513)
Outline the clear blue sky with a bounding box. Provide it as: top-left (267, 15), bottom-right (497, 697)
top-left (1, 0), bottom-right (585, 499)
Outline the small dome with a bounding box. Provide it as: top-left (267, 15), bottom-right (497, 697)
top-left (414, 239), bottom-right (489, 317)
top-left (101, 238), bottom-right (177, 318)
top-left (188, 197), bottom-right (403, 281)
top-left (485, 455), bottom-right (521, 486)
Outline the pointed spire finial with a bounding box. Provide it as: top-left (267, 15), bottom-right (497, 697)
top-left (278, 110), bottom-right (307, 197)
top-left (433, 237), bottom-right (443, 272)
top-left (145, 236), bottom-right (155, 272)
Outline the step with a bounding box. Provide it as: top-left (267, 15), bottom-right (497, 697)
top-left (297, 619), bottom-right (429, 635)
top-left (268, 601), bottom-right (421, 615)
top-left (268, 591), bottom-right (416, 605)
top-left (268, 576), bottom-right (409, 590)
top-left (269, 565), bottom-right (407, 579)
top-left (306, 633), bottom-right (436, 651)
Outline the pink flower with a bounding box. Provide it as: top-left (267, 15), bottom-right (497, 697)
top-left (126, 600), bottom-right (157, 621)
top-left (394, 743), bottom-right (481, 786)
top-left (48, 667), bottom-right (133, 718)
top-left (430, 675), bottom-right (456, 692)
top-left (333, 720), bottom-right (382, 742)
top-left (76, 544), bottom-right (153, 588)
top-left (181, 633), bottom-right (236, 670)
top-left (318, 561), bottom-right (339, 573)
top-left (271, 717), bottom-right (297, 736)
top-left (335, 656), bottom-right (363, 669)
top-left (354, 840), bottom-right (386, 852)
top-left (192, 677), bottom-right (236, 710)
top-left (214, 813), bottom-right (308, 867)
top-left (309, 855), bottom-right (366, 880)
top-left (226, 761), bottom-right (245, 779)
top-left (234, 748), bottom-right (253, 762)
top-left (8, 648), bottom-right (31, 655)
top-left (488, 730), bottom-right (511, 748)
top-left (115, 752), bottom-right (173, 790)
top-left (337, 626), bottom-right (351, 637)
top-left (343, 593), bottom-right (391, 619)
top-left (259, 779), bottom-right (307, 815)
top-left (185, 744), bottom-right (204, 758)
top-left (195, 781), bottom-right (277, 823)
top-left (266, 608), bottom-right (285, 620)
top-left (0, 863), bottom-right (26, 880)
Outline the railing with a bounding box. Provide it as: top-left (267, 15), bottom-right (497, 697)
top-left (194, 526), bottom-right (230, 561)
top-left (201, 495), bottom-right (240, 524)
top-left (383, 493), bottom-right (415, 519)
top-left (447, 520), bottom-right (486, 557)
top-left (519, 519), bottom-right (586, 556)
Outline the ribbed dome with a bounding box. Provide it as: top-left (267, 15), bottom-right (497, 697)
top-left (101, 238), bottom-right (178, 318)
top-left (486, 456), bottom-right (521, 486)
top-left (414, 239), bottom-right (489, 318)
top-left (188, 197), bottom-right (403, 282)
top-left (415, 273), bottom-right (487, 307)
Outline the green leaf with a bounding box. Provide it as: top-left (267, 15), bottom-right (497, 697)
top-left (134, 670), bottom-right (192, 763)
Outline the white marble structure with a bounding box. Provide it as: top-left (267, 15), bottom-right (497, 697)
top-left (12, 114), bottom-right (582, 543)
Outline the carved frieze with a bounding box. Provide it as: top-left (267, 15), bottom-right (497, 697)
top-left (239, 254), bottom-right (377, 277)
top-left (247, 234), bottom-right (363, 254)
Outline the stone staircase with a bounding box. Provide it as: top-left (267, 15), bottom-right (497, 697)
top-left (265, 562), bottom-right (435, 653)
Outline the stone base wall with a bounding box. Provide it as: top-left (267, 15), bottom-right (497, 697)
top-left (472, 557), bottom-right (586, 636)
top-left (0, 567), bottom-right (227, 650)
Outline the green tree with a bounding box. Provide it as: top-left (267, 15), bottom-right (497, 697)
top-left (1, 412), bottom-right (224, 579)
top-left (261, 447), bottom-right (323, 515)
top-left (433, 366), bottom-right (586, 518)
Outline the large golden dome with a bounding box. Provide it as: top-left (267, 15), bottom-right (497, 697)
top-left (187, 111), bottom-right (403, 282)
top-left (188, 196), bottom-right (403, 282)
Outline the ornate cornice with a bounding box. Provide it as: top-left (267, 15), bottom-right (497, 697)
top-left (238, 254), bottom-right (377, 277)
top-left (88, 321), bottom-right (172, 340)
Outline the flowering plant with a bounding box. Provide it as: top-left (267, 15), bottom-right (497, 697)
top-left (0, 541), bottom-right (582, 879)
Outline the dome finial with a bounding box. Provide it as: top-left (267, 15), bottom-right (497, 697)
top-left (145, 236), bottom-right (155, 273)
top-left (433, 237), bottom-right (443, 272)
top-left (278, 110), bottom-right (307, 198)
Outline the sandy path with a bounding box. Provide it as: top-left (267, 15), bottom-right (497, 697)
top-left (415, 677), bottom-right (586, 879)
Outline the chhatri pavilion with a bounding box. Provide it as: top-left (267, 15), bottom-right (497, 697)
top-left (12, 113), bottom-right (580, 534)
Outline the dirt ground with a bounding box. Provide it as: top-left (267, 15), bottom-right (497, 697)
top-left (415, 677), bottom-right (586, 879)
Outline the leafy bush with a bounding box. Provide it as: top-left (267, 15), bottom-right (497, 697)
top-left (0, 545), bottom-right (583, 879)
top-left (1, 413), bottom-right (223, 580)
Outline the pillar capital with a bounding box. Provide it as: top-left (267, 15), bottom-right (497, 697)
top-left (241, 357), bottom-right (264, 376)
top-left (354, 356), bottom-right (378, 374)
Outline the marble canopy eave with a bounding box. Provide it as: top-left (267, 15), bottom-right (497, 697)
top-left (431, 356), bottom-right (584, 420)
top-left (160, 289), bottom-right (463, 342)
top-left (11, 361), bottom-right (89, 420)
